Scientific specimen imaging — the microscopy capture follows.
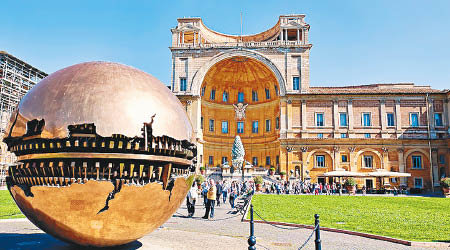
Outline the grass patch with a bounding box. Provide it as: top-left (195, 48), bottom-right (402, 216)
top-left (0, 190), bottom-right (24, 219)
top-left (250, 194), bottom-right (450, 242)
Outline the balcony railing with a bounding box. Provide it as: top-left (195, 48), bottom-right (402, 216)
top-left (173, 40), bottom-right (308, 49)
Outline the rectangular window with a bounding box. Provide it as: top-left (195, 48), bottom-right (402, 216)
top-left (201, 117), bottom-right (204, 130)
top-left (440, 154), bottom-right (445, 164)
top-left (276, 155), bottom-right (280, 165)
top-left (341, 155), bottom-right (348, 163)
top-left (237, 121), bottom-right (244, 134)
top-left (238, 92), bottom-right (244, 103)
top-left (222, 157), bottom-right (227, 164)
top-left (252, 157), bottom-right (258, 167)
top-left (365, 133), bottom-right (371, 138)
top-left (252, 90), bottom-right (258, 102)
top-left (210, 89), bottom-right (216, 100)
top-left (265, 88), bottom-right (271, 100)
top-left (316, 113), bottom-right (324, 127)
top-left (435, 113), bottom-right (443, 127)
top-left (341, 133), bottom-right (348, 138)
top-left (317, 133), bottom-right (323, 139)
top-left (339, 112), bottom-right (347, 127)
top-left (252, 121), bottom-right (259, 133)
top-left (410, 112), bottom-right (419, 127)
top-left (293, 76), bottom-right (300, 90)
top-left (265, 119), bottom-right (271, 132)
top-left (180, 78), bottom-right (187, 91)
top-left (274, 85), bottom-right (279, 96)
top-left (387, 113), bottom-right (395, 127)
top-left (201, 86), bottom-right (206, 96)
top-left (316, 155), bottom-right (325, 168)
top-left (209, 119), bottom-right (214, 132)
top-left (276, 117), bottom-right (280, 129)
top-left (414, 178), bottom-right (423, 188)
top-left (222, 91), bottom-right (229, 102)
top-left (412, 155), bottom-right (422, 169)
top-left (266, 156), bottom-right (271, 166)
top-left (208, 156), bottom-right (213, 165)
top-left (362, 113), bottom-right (371, 127)
top-left (364, 155), bottom-right (373, 168)
top-left (221, 121), bottom-right (228, 134)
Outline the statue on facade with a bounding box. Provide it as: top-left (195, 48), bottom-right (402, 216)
top-left (232, 103), bottom-right (248, 120)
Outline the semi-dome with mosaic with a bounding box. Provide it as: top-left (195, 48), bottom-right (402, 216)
top-left (4, 62), bottom-right (196, 247)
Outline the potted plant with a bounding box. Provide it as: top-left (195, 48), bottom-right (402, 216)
top-left (280, 171), bottom-right (286, 179)
top-left (194, 175), bottom-right (205, 189)
top-left (254, 176), bottom-right (263, 191)
top-left (200, 166), bottom-right (206, 175)
top-left (269, 167), bottom-right (275, 176)
top-left (344, 177), bottom-right (357, 195)
top-left (441, 178), bottom-right (450, 197)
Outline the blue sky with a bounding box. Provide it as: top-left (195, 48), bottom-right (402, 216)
top-left (2, 0), bottom-right (449, 89)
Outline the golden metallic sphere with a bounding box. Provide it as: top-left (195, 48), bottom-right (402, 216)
top-left (4, 62), bottom-right (196, 247)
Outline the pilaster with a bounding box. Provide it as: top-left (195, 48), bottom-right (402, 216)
top-left (301, 100), bottom-right (307, 138)
top-left (333, 100), bottom-right (339, 138)
top-left (395, 99), bottom-right (402, 133)
top-left (348, 100), bottom-right (354, 138)
top-left (398, 148), bottom-right (406, 185)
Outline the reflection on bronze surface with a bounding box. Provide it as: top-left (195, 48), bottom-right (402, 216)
top-left (7, 62), bottom-right (192, 141)
top-left (9, 177), bottom-right (193, 247)
top-left (4, 62), bottom-right (197, 247)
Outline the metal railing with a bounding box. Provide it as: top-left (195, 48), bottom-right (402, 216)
top-left (247, 204), bottom-right (322, 250)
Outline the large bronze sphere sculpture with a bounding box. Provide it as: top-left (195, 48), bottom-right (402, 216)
top-left (3, 62), bottom-right (197, 247)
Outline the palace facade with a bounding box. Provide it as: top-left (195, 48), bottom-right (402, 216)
top-left (170, 15), bottom-right (450, 191)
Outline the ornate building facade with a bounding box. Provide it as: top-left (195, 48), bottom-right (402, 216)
top-left (170, 15), bottom-right (450, 191)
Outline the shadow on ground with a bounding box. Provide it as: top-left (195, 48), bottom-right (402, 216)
top-left (0, 233), bottom-right (142, 250)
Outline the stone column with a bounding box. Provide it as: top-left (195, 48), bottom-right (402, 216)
top-left (297, 29), bottom-right (300, 44)
top-left (182, 32), bottom-right (185, 44)
top-left (301, 100), bottom-right (307, 137)
top-left (398, 149), bottom-right (406, 185)
top-left (333, 147), bottom-right (339, 170)
top-left (280, 29), bottom-right (284, 42)
top-left (348, 147), bottom-right (356, 172)
top-left (301, 147), bottom-right (308, 181)
top-left (285, 146), bottom-right (293, 180)
top-left (381, 147), bottom-right (389, 170)
top-left (333, 100), bottom-right (339, 138)
top-left (348, 100), bottom-right (354, 138)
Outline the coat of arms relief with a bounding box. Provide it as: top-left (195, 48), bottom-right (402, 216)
top-left (232, 103), bottom-right (248, 120)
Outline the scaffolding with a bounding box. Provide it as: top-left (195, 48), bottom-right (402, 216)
top-left (0, 51), bottom-right (47, 133)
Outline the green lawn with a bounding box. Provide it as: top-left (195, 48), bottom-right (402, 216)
top-left (250, 194), bottom-right (450, 242)
top-left (0, 190), bottom-right (24, 219)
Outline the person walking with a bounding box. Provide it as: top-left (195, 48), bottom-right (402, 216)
top-left (222, 181), bottom-right (228, 204)
top-left (216, 180), bottom-right (223, 207)
top-left (203, 179), bottom-right (216, 219)
top-left (187, 182), bottom-right (198, 217)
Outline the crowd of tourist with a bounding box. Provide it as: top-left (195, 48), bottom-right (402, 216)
top-left (186, 178), bottom-right (256, 219)
top-left (262, 180), bottom-right (347, 195)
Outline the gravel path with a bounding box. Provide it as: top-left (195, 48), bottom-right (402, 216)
top-left (0, 200), bottom-right (448, 250)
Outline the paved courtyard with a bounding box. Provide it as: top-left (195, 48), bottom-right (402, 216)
top-left (0, 199), bottom-right (448, 250)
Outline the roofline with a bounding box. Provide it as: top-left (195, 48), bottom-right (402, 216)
top-left (0, 51), bottom-right (47, 76)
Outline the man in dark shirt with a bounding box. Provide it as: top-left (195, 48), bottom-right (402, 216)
top-left (216, 181), bottom-right (223, 207)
